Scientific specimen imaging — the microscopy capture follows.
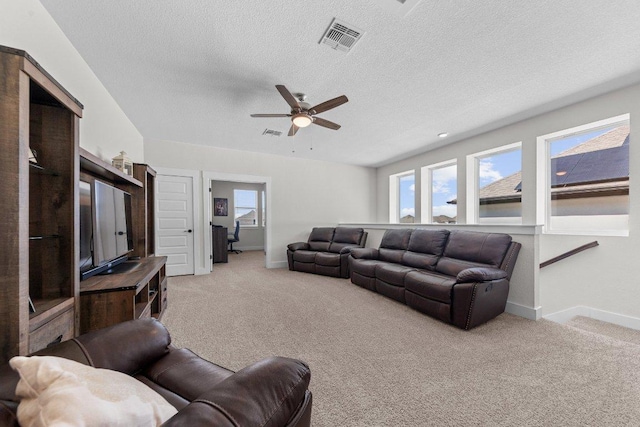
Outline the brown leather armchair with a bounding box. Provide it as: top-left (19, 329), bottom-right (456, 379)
top-left (0, 318), bottom-right (312, 427)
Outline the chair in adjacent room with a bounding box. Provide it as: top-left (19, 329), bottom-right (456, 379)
top-left (228, 220), bottom-right (242, 254)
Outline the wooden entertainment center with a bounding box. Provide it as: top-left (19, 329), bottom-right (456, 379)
top-left (79, 149), bottom-right (166, 334)
top-left (0, 46), bottom-right (166, 363)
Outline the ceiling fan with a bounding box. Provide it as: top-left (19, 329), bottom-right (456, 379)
top-left (251, 85), bottom-right (348, 136)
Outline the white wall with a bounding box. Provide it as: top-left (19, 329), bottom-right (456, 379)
top-left (145, 138), bottom-right (377, 268)
top-left (211, 180), bottom-right (265, 250)
top-left (377, 82), bottom-right (640, 322)
top-left (0, 0), bottom-right (143, 162)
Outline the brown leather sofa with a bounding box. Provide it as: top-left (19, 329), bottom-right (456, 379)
top-left (0, 318), bottom-right (312, 427)
top-left (349, 229), bottom-right (521, 329)
top-left (287, 227), bottom-right (367, 278)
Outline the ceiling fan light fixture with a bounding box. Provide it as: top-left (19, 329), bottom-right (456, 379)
top-left (292, 113), bottom-right (313, 128)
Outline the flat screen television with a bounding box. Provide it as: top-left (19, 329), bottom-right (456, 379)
top-left (80, 180), bottom-right (134, 280)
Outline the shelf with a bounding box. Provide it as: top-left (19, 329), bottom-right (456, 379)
top-left (29, 297), bottom-right (75, 332)
top-left (134, 302), bottom-right (148, 319)
top-left (80, 147), bottom-right (142, 187)
top-left (29, 162), bottom-right (59, 176)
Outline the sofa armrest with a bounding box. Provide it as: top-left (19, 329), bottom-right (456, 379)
top-left (456, 267), bottom-right (507, 283)
top-left (73, 318), bottom-right (171, 375)
top-left (287, 242), bottom-right (309, 252)
top-left (349, 248), bottom-right (379, 259)
top-left (339, 244), bottom-right (360, 254)
top-left (162, 356), bottom-right (311, 427)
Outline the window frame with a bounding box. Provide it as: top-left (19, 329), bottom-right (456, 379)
top-left (466, 141), bottom-right (523, 225)
top-left (536, 113), bottom-right (630, 236)
top-left (389, 169), bottom-right (415, 223)
top-left (233, 189), bottom-right (259, 228)
top-left (420, 159), bottom-right (457, 224)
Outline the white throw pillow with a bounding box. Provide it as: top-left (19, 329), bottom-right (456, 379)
top-left (9, 355), bottom-right (178, 427)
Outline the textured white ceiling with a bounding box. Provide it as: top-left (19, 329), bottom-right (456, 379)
top-left (40, 0), bottom-right (640, 167)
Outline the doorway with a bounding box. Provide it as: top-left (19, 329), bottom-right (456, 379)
top-left (202, 171), bottom-right (272, 272)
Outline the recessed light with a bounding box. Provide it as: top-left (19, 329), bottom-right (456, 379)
top-left (438, 132), bottom-right (448, 138)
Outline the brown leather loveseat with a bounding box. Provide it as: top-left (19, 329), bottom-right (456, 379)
top-left (0, 318), bottom-right (312, 427)
top-left (287, 227), bottom-right (367, 278)
top-left (349, 229), bottom-right (520, 329)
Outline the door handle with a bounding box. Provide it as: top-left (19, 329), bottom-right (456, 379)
top-left (185, 229), bottom-right (193, 233)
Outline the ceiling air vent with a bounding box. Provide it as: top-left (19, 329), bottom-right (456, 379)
top-left (320, 18), bottom-right (364, 53)
top-left (262, 129), bottom-right (282, 137)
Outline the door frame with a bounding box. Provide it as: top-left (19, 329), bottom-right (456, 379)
top-left (202, 171), bottom-right (273, 270)
top-left (154, 167), bottom-right (203, 275)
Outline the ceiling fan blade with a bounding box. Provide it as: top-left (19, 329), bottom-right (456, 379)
top-left (309, 95), bottom-right (348, 115)
top-left (312, 117), bottom-right (341, 130)
top-left (288, 123), bottom-right (299, 136)
top-left (250, 114), bottom-right (291, 117)
top-left (276, 85), bottom-right (301, 110)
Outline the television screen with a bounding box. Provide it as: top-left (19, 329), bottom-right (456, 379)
top-left (79, 181), bottom-right (93, 274)
top-left (92, 180), bottom-right (133, 267)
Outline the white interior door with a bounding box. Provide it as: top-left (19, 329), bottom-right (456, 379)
top-left (156, 174), bottom-right (194, 276)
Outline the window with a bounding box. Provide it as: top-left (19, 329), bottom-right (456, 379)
top-left (467, 142), bottom-right (522, 224)
top-left (234, 189), bottom-right (258, 227)
top-left (537, 114), bottom-right (629, 235)
top-left (389, 170), bottom-right (415, 223)
top-left (421, 161), bottom-right (457, 223)
top-left (261, 191), bottom-right (266, 227)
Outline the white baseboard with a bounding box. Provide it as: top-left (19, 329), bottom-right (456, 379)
top-left (267, 260), bottom-right (288, 269)
top-left (544, 306), bottom-right (640, 331)
top-left (235, 246), bottom-right (264, 251)
top-left (505, 301), bottom-right (541, 320)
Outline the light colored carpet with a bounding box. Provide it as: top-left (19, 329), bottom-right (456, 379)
top-left (163, 251), bottom-right (640, 426)
top-left (566, 316), bottom-right (640, 348)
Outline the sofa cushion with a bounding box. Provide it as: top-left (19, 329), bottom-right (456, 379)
top-left (376, 264), bottom-right (415, 286)
top-left (333, 227), bottom-right (364, 244)
top-left (143, 348), bottom-right (234, 403)
top-left (442, 231), bottom-right (512, 266)
top-left (292, 250), bottom-right (317, 263)
top-left (9, 355), bottom-right (177, 427)
top-left (316, 252), bottom-right (341, 267)
top-left (405, 270), bottom-right (457, 304)
top-left (308, 227), bottom-right (334, 251)
top-left (379, 248), bottom-right (405, 264)
top-left (380, 229), bottom-right (412, 250)
top-left (401, 230), bottom-right (449, 270)
top-left (350, 259), bottom-right (385, 277)
top-left (408, 229), bottom-right (449, 254)
top-left (436, 231), bottom-right (512, 277)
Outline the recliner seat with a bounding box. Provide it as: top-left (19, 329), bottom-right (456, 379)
top-left (287, 227), bottom-right (368, 278)
top-left (0, 318), bottom-right (312, 427)
top-left (349, 229), bottom-right (520, 329)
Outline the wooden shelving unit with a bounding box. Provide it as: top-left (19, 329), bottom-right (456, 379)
top-left (0, 46), bottom-right (164, 362)
top-left (0, 45), bottom-right (83, 363)
top-left (78, 151), bottom-right (165, 334)
top-left (132, 163), bottom-right (157, 258)
top-left (79, 257), bottom-right (167, 334)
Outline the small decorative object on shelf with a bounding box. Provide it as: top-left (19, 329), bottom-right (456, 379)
top-left (112, 151), bottom-right (133, 176)
top-left (28, 148), bottom-right (38, 164)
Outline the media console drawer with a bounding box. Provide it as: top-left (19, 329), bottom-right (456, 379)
top-left (29, 308), bottom-right (74, 353)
